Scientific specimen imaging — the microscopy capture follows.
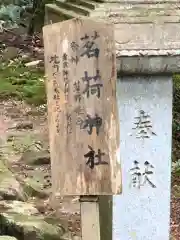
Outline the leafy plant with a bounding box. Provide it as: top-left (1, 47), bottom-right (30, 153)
top-left (0, 0), bottom-right (54, 33)
top-left (0, 1), bottom-right (33, 29)
top-left (172, 159), bottom-right (180, 176)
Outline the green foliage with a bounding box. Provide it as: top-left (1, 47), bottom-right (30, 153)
top-left (172, 160), bottom-right (180, 176)
top-left (0, 60), bottom-right (46, 105)
top-left (173, 74), bottom-right (180, 115)
top-left (172, 74), bottom-right (180, 165)
top-left (0, 0), bottom-right (54, 33)
top-left (172, 75), bottom-right (180, 140)
top-left (0, 1), bottom-right (33, 29)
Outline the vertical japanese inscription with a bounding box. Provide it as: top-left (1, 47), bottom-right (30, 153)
top-left (62, 53), bottom-right (72, 134)
top-left (49, 54), bottom-right (61, 134)
top-left (49, 54), bottom-right (60, 76)
top-left (70, 30), bottom-right (108, 169)
top-left (53, 78), bottom-right (61, 133)
top-left (66, 113), bottom-right (72, 134)
top-left (131, 110), bottom-right (156, 139)
top-left (80, 114), bottom-right (102, 135)
top-left (73, 80), bottom-right (81, 102)
top-left (84, 145), bottom-right (108, 169)
top-left (70, 31), bottom-right (100, 64)
top-left (80, 31), bottom-right (99, 59)
top-left (62, 53), bottom-right (69, 102)
top-left (129, 160), bottom-right (156, 189)
top-left (129, 110), bottom-right (157, 189)
top-left (82, 70), bottom-right (103, 99)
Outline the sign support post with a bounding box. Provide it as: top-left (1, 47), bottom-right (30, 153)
top-left (80, 196), bottom-right (100, 240)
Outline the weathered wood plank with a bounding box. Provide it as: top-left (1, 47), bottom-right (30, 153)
top-left (43, 18), bottom-right (121, 196)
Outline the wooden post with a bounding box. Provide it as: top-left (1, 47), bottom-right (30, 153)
top-left (80, 195), bottom-right (112, 240)
top-left (99, 196), bottom-right (112, 239)
top-left (43, 18), bottom-right (121, 239)
top-left (80, 196), bottom-right (100, 240)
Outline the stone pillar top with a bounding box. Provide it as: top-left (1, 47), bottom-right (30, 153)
top-left (90, 1), bottom-right (180, 56)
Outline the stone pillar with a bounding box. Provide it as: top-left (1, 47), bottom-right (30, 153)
top-left (108, 1), bottom-right (180, 238)
top-left (114, 69), bottom-right (173, 240)
top-left (113, 49), bottom-right (180, 240)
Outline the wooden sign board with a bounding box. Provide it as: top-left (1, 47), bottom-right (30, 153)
top-left (43, 18), bottom-right (121, 196)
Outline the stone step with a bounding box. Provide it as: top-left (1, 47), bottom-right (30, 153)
top-left (46, 4), bottom-right (85, 20)
top-left (66, 0), bottom-right (101, 9)
top-left (91, 13), bottom-right (180, 24)
top-left (46, 1), bottom-right (180, 52)
top-left (90, 2), bottom-right (180, 23)
top-left (91, 2), bottom-right (180, 13)
top-left (56, 0), bottom-right (92, 15)
top-left (94, 2), bottom-right (180, 11)
top-left (48, 1), bottom-right (180, 24)
top-left (91, 15), bottom-right (180, 24)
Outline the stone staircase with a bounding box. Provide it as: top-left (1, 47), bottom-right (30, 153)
top-left (45, 0), bottom-right (101, 22)
top-left (45, 0), bottom-right (180, 56)
top-left (46, 0), bottom-right (180, 23)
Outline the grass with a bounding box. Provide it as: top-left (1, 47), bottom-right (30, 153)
top-left (172, 74), bottom-right (180, 165)
top-left (0, 59), bottom-right (46, 106)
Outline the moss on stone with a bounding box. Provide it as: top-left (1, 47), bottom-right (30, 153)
top-left (0, 209), bottom-right (65, 240)
top-left (0, 237), bottom-right (18, 240)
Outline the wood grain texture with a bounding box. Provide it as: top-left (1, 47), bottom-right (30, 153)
top-left (43, 18), bottom-right (121, 196)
